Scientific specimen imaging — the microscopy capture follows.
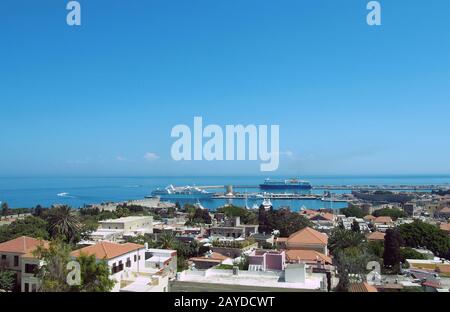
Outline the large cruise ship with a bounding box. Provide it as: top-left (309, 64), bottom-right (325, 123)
top-left (150, 185), bottom-right (212, 199)
top-left (259, 178), bottom-right (312, 190)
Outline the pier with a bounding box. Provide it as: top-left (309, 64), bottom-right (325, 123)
top-left (196, 184), bottom-right (449, 191)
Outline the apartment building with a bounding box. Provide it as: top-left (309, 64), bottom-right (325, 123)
top-left (0, 236), bottom-right (49, 292)
top-left (70, 241), bottom-right (176, 292)
top-left (98, 216), bottom-right (153, 234)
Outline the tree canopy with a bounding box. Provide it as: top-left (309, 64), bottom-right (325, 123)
top-left (34, 239), bottom-right (114, 292)
top-left (0, 270), bottom-right (16, 292)
top-left (340, 206), bottom-right (365, 218)
top-left (0, 216), bottom-right (49, 243)
top-left (216, 205), bottom-right (258, 224)
top-left (373, 208), bottom-right (407, 220)
top-left (258, 207), bottom-right (312, 237)
top-left (45, 206), bottom-right (82, 244)
top-left (328, 228), bottom-right (365, 255)
top-left (398, 220), bottom-right (450, 259)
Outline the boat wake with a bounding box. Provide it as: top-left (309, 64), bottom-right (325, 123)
top-left (57, 192), bottom-right (76, 198)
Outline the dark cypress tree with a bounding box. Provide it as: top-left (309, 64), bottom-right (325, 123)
top-left (383, 229), bottom-right (402, 268)
top-left (351, 219), bottom-right (361, 233)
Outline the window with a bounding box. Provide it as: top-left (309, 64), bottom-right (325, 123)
top-left (25, 263), bottom-right (38, 275)
top-left (1, 255), bottom-right (6, 260)
top-left (14, 256), bottom-right (19, 267)
top-left (24, 283), bottom-right (29, 292)
top-left (31, 284), bottom-right (37, 292)
top-left (134, 255), bottom-right (137, 262)
top-left (126, 258), bottom-right (131, 268)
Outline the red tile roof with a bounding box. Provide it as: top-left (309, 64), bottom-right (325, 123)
top-left (367, 231), bottom-right (386, 241)
top-left (374, 216), bottom-right (393, 224)
top-left (285, 249), bottom-right (332, 264)
top-left (440, 223), bottom-right (450, 233)
top-left (286, 227), bottom-right (328, 245)
top-left (189, 252), bottom-right (230, 263)
top-left (299, 209), bottom-right (319, 217)
top-left (0, 236), bottom-right (49, 255)
top-left (349, 282), bottom-right (378, 292)
top-left (364, 215), bottom-right (376, 221)
top-left (310, 213), bottom-right (335, 221)
top-left (70, 241), bottom-right (144, 260)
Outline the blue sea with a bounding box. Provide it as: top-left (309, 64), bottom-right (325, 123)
top-left (1, 176), bottom-right (449, 211)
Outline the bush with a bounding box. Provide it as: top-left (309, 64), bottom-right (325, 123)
top-left (399, 247), bottom-right (428, 263)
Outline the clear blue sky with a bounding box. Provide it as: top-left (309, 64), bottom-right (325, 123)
top-left (1, 0), bottom-right (450, 176)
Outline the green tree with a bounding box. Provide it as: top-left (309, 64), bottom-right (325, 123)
top-left (258, 207), bottom-right (311, 236)
top-left (0, 270), bottom-right (16, 291)
top-left (34, 239), bottom-right (72, 292)
top-left (1, 216), bottom-right (49, 242)
top-left (1, 203), bottom-right (9, 220)
top-left (217, 205), bottom-right (258, 224)
top-left (351, 220), bottom-right (361, 233)
top-left (399, 220), bottom-right (450, 259)
top-left (399, 247), bottom-right (427, 263)
top-left (46, 206), bottom-right (81, 244)
top-left (187, 240), bottom-right (202, 258)
top-left (35, 239), bottom-right (115, 292)
top-left (373, 208), bottom-right (407, 221)
top-left (73, 253), bottom-right (114, 292)
top-left (383, 229), bottom-right (402, 269)
top-left (114, 206), bottom-right (130, 218)
top-left (33, 205), bottom-right (45, 217)
top-left (157, 232), bottom-right (177, 249)
top-left (192, 208), bottom-right (212, 225)
top-left (340, 206), bottom-right (365, 218)
top-left (334, 247), bottom-right (371, 292)
top-left (328, 228), bottom-right (365, 254)
top-left (367, 240), bottom-right (384, 259)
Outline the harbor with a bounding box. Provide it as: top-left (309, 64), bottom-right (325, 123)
top-left (189, 184), bottom-right (449, 191)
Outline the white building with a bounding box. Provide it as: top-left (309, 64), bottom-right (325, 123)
top-left (0, 236), bottom-right (49, 292)
top-left (98, 216), bottom-right (153, 236)
top-left (70, 241), bottom-right (176, 292)
top-left (172, 263), bottom-right (328, 292)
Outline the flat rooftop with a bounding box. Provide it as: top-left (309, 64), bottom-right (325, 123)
top-left (177, 269), bottom-right (323, 290)
top-left (99, 216), bottom-right (153, 223)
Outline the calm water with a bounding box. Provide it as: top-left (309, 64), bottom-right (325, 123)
top-left (0, 176), bottom-right (449, 210)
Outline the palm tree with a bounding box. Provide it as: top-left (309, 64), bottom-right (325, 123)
top-left (1, 202), bottom-right (9, 220)
top-left (47, 206), bottom-right (81, 244)
top-left (328, 228), bottom-right (364, 254)
top-left (188, 240), bottom-right (202, 257)
top-left (157, 232), bottom-right (176, 249)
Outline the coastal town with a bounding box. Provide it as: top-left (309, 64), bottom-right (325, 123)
top-left (1, 180), bottom-right (450, 293)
